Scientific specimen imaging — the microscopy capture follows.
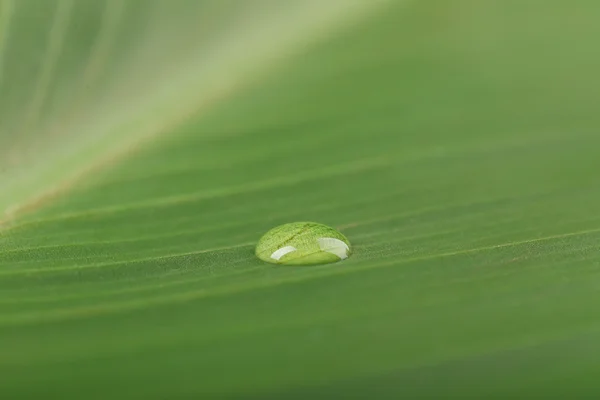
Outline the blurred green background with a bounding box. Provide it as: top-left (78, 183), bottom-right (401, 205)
top-left (1, 0), bottom-right (600, 398)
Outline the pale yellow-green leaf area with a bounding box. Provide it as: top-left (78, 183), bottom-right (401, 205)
top-left (0, 0), bottom-right (392, 221)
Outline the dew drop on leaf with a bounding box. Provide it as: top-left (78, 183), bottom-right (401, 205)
top-left (255, 222), bottom-right (352, 265)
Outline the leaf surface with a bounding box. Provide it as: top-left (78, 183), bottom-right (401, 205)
top-left (1, 1), bottom-right (600, 398)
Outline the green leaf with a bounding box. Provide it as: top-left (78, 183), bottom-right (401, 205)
top-left (2, 0), bottom-right (600, 398)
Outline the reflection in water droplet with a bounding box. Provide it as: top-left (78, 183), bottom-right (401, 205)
top-left (255, 222), bottom-right (352, 266)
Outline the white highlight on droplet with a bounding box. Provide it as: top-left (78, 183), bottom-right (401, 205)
top-left (270, 246), bottom-right (298, 261)
top-left (318, 237), bottom-right (349, 260)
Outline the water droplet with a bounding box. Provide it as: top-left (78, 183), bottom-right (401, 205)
top-left (255, 222), bottom-right (352, 266)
